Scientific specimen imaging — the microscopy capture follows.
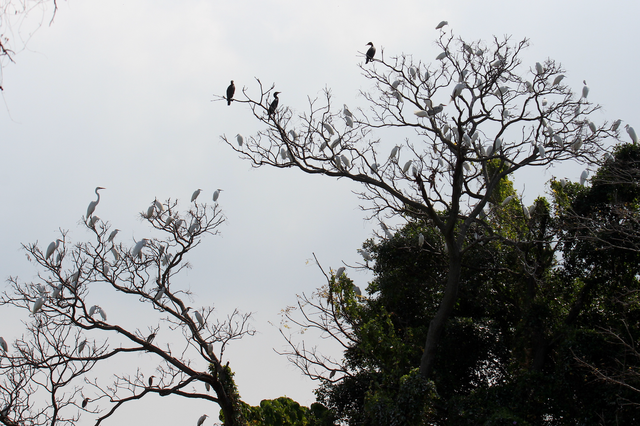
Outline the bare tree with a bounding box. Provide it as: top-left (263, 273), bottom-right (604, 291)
top-left (0, 197), bottom-right (253, 426)
top-left (221, 31), bottom-right (618, 379)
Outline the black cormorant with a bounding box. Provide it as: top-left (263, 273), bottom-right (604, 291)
top-left (226, 80), bottom-right (235, 106)
top-left (365, 42), bottom-right (376, 64)
top-left (268, 92), bottom-right (280, 117)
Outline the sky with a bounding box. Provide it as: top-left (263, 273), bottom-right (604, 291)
top-left (1, 0), bottom-right (639, 424)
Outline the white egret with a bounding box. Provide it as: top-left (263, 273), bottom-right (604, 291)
top-left (524, 81), bottom-right (533, 92)
top-left (535, 62), bottom-right (544, 75)
top-left (145, 205), bottom-right (155, 219)
top-left (580, 170), bottom-right (588, 186)
top-left (358, 249), bottom-right (372, 261)
top-left (502, 195), bottom-right (515, 207)
top-left (611, 119), bottom-right (622, 132)
top-left (414, 110), bottom-right (429, 118)
top-left (341, 155), bottom-right (350, 168)
top-left (391, 80), bottom-right (401, 89)
top-left (418, 233), bottom-right (425, 247)
top-left (553, 134), bottom-right (564, 147)
top-left (288, 130), bottom-right (298, 141)
top-left (107, 229), bottom-right (120, 243)
top-left (523, 205), bottom-right (531, 220)
top-left (438, 157), bottom-right (445, 167)
top-left (389, 145), bottom-right (400, 161)
top-left (154, 199), bottom-right (164, 213)
top-left (268, 92), bottom-right (280, 117)
top-left (197, 414), bottom-right (209, 426)
top-left (213, 189), bottom-right (223, 202)
top-left (402, 160), bottom-right (412, 173)
top-left (322, 122), bottom-right (335, 135)
top-left (451, 82), bottom-right (465, 101)
top-left (343, 105), bottom-right (353, 118)
top-left (175, 219), bottom-right (184, 230)
top-left (463, 162), bottom-right (471, 171)
top-left (89, 305), bottom-right (97, 317)
top-left (392, 90), bottom-right (402, 103)
top-left (32, 297), bottom-right (44, 314)
top-left (69, 271), bottom-right (80, 289)
top-left (435, 20), bottom-right (448, 29)
top-left (191, 189), bottom-right (202, 202)
top-left (86, 187), bottom-right (105, 218)
top-left (97, 306), bottom-right (107, 321)
top-left (45, 239), bottom-right (62, 260)
top-left (103, 263), bottom-right (110, 275)
top-left (588, 121), bottom-right (597, 133)
top-left (571, 137), bottom-right (583, 153)
top-left (370, 163), bottom-right (379, 172)
top-left (365, 42), bottom-right (375, 64)
top-left (409, 67), bottom-right (416, 78)
top-left (428, 104), bottom-right (445, 116)
top-left (436, 51), bottom-right (447, 60)
top-left (354, 286), bottom-right (362, 296)
top-left (0, 337), bottom-right (7, 353)
top-left (188, 221), bottom-right (200, 235)
top-left (111, 247), bottom-right (120, 261)
top-left (280, 147), bottom-right (288, 160)
top-left (552, 74), bottom-right (565, 86)
top-left (537, 144), bottom-right (546, 157)
top-left (194, 310), bottom-right (205, 329)
top-left (582, 80), bottom-right (589, 99)
top-left (335, 267), bottom-right (345, 278)
top-left (132, 239), bottom-right (149, 258)
top-left (626, 124), bottom-right (638, 144)
top-left (541, 98), bottom-right (548, 107)
top-left (560, 178), bottom-right (568, 188)
top-left (226, 80), bottom-right (235, 106)
top-left (380, 222), bottom-right (392, 239)
top-left (77, 339), bottom-right (87, 354)
top-left (345, 115), bottom-right (353, 127)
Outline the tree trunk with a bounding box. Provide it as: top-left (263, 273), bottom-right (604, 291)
top-left (419, 249), bottom-right (462, 378)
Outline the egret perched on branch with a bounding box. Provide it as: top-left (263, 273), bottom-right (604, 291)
top-left (336, 267), bottom-right (345, 278)
top-left (611, 119), bottom-right (622, 132)
top-left (107, 229), bottom-right (120, 243)
top-left (46, 239), bottom-right (62, 260)
top-left (358, 249), bottom-right (372, 262)
top-left (194, 310), bottom-right (205, 329)
top-left (535, 62), bottom-right (544, 76)
top-left (86, 187), bottom-right (105, 218)
top-left (32, 297), bottom-right (44, 314)
top-left (343, 104), bottom-right (353, 118)
top-left (389, 145), bottom-right (400, 161)
top-left (365, 42), bottom-right (375, 64)
top-left (197, 414), bottom-right (209, 426)
top-left (132, 239), bottom-right (149, 258)
top-left (626, 124), bottom-right (638, 144)
top-left (322, 122), bottom-right (335, 135)
top-left (345, 115), bottom-right (353, 127)
top-left (435, 20), bottom-right (448, 29)
top-left (580, 170), bottom-right (589, 186)
top-left (428, 104), bottom-right (445, 116)
top-left (213, 189), bottom-right (222, 202)
top-left (418, 233), bottom-right (425, 247)
top-left (436, 51), bottom-right (447, 60)
top-left (191, 189), bottom-right (202, 202)
top-left (582, 80), bottom-right (589, 99)
top-left (552, 74), bottom-right (565, 86)
top-left (268, 92), bottom-right (280, 117)
top-left (77, 339), bottom-right (87, 354)
top-left (0, 336), bottom-right (8, 353)
top-left (226, 80), bottom-right (235, 106)
top-left (236, 134), bottom-right (244, 146)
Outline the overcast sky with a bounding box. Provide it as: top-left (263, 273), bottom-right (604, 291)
top-left (1, 0), bottom-right (639, 424)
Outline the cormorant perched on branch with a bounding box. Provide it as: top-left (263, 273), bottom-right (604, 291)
top-left (226, 80), bottom-right (235, 106)
top-left (365, 42), bottom-right (376, 64)
top-left (268, 92), bottom-right (280, 117)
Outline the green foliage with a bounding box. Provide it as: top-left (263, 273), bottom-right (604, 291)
top-left (239, 397), bottom-right (335, 426)
top-left (316, 144), bottom-right (640, 425)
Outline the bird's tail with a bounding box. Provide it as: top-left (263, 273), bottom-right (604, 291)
top-left (227, 97), bottom-right (232, 106)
